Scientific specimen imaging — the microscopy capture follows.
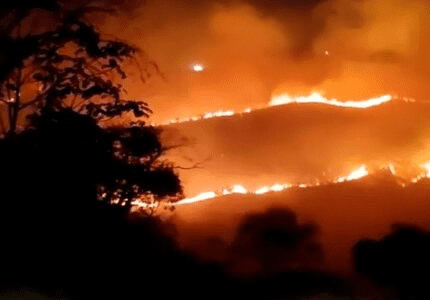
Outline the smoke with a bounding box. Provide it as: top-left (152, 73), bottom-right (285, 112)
top-left (84, 0), bottom-right (430, 123)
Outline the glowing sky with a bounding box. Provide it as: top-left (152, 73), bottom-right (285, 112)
top-left (90, 0), bottom-right (430, 124)
top-left (79, 0), bottom-right (430, 275)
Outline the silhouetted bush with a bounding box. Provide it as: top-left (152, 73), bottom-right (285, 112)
top-left (226, 206), bottom-right (323, 277)
top-left (354, 224), bottom-right (430, 300)
top-left (0, 108), bottom-right (185, 297)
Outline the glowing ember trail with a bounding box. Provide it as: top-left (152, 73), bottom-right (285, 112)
top-left (387, 163), bottom-right (396, 175)
top-left (129, 162), bottom-right (430, 209)
top-left (411, 161), bottom-right (430, 183)
top-left (158, 92), bottom-right (402, 125)
top-left (223, 184), bottom-right (248, 195)
top-left (161, 109), bottom-right (237, 125)
top-left (174, 165), bottom-right (371, 207)
top-left (176, 191), bottom-right (217, 205)
top-left (255, 183), bottom-right (292, 195)
top-left (421, 161), bottom-right (430, 177)
top-left (336, 165), bottom-right (368, 183)
top-left (269, 93), bottom-right (392, 108)
top-left (141, 92), bottom-right (423, 208)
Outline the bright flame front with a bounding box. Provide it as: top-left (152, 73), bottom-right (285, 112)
top-left (269, 93), bottom-right (392, 109)
top-left (159, 92), bottom-right (401, 125)
top-left (336, 165), bottom-right (368, 182)
top-left (174, 165), bottom-right (376, 207)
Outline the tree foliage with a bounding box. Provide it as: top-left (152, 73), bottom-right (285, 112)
top-left (0, 0), bottom-right (156, 136)
top-left (0, 0), bottom-right (183, 209)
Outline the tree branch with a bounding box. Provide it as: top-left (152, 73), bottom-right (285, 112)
top-left (20, 80), bottom-right (57, 109)
top-left (172, 157), bottom-right (211, 170)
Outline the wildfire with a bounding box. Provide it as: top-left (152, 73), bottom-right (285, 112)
top-left (162, 109), bottom-right (237, 125)
top-left (176, 191), bottom-right (217, 205)
top-left (269, 93), bottom-right (392, 109)
top-left (411, 161), bottom-right (430, 183)
top-left (387, 163), bottom-right (396, 175)
top-left (255, 183), bottom-right (293, 194)
top-left (421, 161), bottom-right (430, 177)
top-left (128, 161), bottom-right (430, 210)
top-left (174, 165), bottom-right (372, 207)
top-left (336, 165), bottom-right (368, 182)
top-left (143, 92), bottom-right (428, 209)
top-left (158, 92), bottom-right (403, 126)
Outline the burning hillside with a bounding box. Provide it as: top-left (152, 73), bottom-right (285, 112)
top-left (172, 172), bottom-right (430, 274)
top-left (158, 95), bottom-right (430, 200)
top-left (156, 92), bottom-right (399, 126)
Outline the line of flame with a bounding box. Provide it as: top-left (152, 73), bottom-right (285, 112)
top-left (175, 165), bottom-right (369, 207)
top-left (130, 162), bottom-right (430, 209)
top-left (336, 165), bottom-right (368, 182)
top-left (156, 93), bottom-right (408, 126)
top-left (269, 93), bottom-right (392, 108)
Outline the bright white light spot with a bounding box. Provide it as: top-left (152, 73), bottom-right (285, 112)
top-left (269, 93), bottom-right (392, 109)
top-left (421, 161), bottom-right (430, 177)
top-left (176, 191), bottom-right (216, 205)
top-left (255, 187), bottom-right (269, 195)
top-left (336, 165), bottom-right (368, 182)
top-left (230, 185), bottom-right (248, 194)
top-left (191, 64), bottom-right (204, 72)
top-left (324, 50), bottom-right (329, 56)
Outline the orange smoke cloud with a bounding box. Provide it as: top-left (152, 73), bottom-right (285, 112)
top-left (87, 0), bottom-right (430, 124)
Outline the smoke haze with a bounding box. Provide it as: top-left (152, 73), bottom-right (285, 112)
top-left (87, 0), bottom-right (430, 123)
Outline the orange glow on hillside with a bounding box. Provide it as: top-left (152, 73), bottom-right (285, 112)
top-left (335, 165), bottom-right (368, 183)
top-left (172, 164), bottom-right (382, 207)
top-left (269, 93), bottom-right (392, 109)
top-left (143, 92), bottom-right (430, 209)
top-left (157, 93), bottom-right (409, 126)
top-left (422, 161), bottom-right (430, 177)
top-left (129, 160), bottom-right (430, 210)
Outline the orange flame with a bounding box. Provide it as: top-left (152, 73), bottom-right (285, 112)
top-left (269, 93), bottom-right (392, 109)
top-left (141, 92), bottom-right (422, 208)
top-left (128, 162), bottom-right (428, 209)
top-left (174, 165), bottom-right (371, 207)
top-left (158, 92), bottom-right (404, 126)
top-left (335, 165), bottom-right (368, 183)
top-left (411, 161), bottom-right (430, 183)
top-left (422, 161), bottom-right (430, 177)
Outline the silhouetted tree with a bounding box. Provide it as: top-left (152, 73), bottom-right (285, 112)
top-left (0, 0), bottom-right (182, 211)
top-left (0, 1), bottom-right (185, 295)
top-left (353, 224), bottom-right (430, 300)
top-left (0, 0), bottom-right (157, 137)
top-left (0, 108), bottom-right (185, 293)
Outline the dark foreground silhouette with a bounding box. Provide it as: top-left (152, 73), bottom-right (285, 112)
top-left (1, 110), bottom-right (425, 300)
top-left (354, 224), bottom-right (430, 300)
top-left (226, 206), bottom-right (323, 277)
top-left (0, 109), bottom-right (192, 299)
